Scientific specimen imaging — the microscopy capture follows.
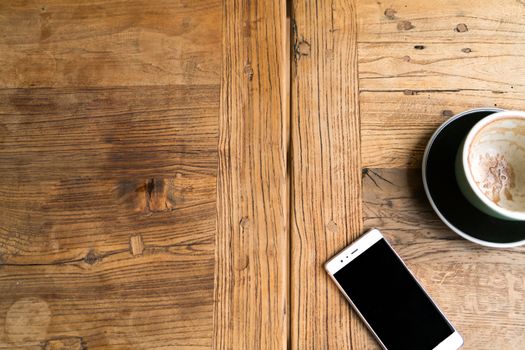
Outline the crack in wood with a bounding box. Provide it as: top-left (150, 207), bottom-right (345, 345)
top-left (292, 19), bottom-right (311, 64)
top-left (362, 168), bottom-right (395, 190)
top-left (0, 241), bottom-right (210, 267)
top-left (0, 249), bottom-right (126, 267)
top-left (359, 88), bottom-right (498, 94)
top-left (362, 168), bottom-right (380, 189)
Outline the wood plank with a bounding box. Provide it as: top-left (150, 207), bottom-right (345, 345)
top-left (358, 43), bottom-right (525, 92)
top-left (0, 84), bottom-right (219, 348)
top-left (0, 85), bottom-right (218, 262)
top-left (0, 252), bottom-right (215, 350)
top-left (0, 0), bottom-right (221, 87)
top-left (0, 86), bottom-right (219, 180)
top-left (290, 0), bottom-right (368, 348)
top-left (363, 168), bottom-right (525, 350)
top-left (213, 0), bottom-right (288, 349)
top-left (360, 90), bottom-right (525, 168)
top-left (0, 0), bottom-right (222, 348)
top-left (357, 0), bottom-right (525, 43)
top-left (356, 0), bottom-right (525, 168)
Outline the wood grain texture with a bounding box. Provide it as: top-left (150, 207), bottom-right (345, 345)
top-left (290, 0), bottom-right (368, 348)
top-left (0, 86), bottom-right (219, 262)
top-left (357, 0), bottom-right (525, 168)
top-left (0, 85), bottom-right (219, 349)
top-left (357, 0), bottom-right (525, 43)
top-left (4, 0), bottom-right (524, 348)
top-left (0, 252), bottom-right (215, 349)
top-left (363, 168), bottom-right (525, 350)
top-left (360, 90), bottom-right (525, 168)
top-left (0, 0), bottom-right (222, 346)
top-left (213, 0), bottom-right (288, 349)
top-left (358, 43), bottom-right (525, 92)
top-left (0, 86), bottom-right (219, 181)
top-left (0, 0), bottom-right (221, 87)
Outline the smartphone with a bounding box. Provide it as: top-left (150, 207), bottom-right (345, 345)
top-left (325, 228), bottom-right (463, 350)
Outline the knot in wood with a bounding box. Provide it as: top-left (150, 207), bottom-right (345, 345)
top-left (297, 40), bottom-right (311, 56)
top-left (397, 20), bottom-right (414, 31)
top-left (455, 23), bottom-right (468, 32)
top-left (384, 8), bottom-right (397, 20)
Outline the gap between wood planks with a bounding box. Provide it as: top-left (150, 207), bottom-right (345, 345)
top-left (215, 0), bottom-right (363, 347)
top-left (286, 2), bottom-right (293, 349)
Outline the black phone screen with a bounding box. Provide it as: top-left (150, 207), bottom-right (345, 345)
top-left (333, 239), bottom-right (454, 350)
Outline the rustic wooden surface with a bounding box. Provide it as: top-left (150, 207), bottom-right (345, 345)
top-left (290, 0), bottom-right (370, 348)
top-left (363, 169), bottom-right (525, 349)
top-left (213, 0), bottom-right (288, 349)
top-left (356, 2), bottom-right (525, 349)
top-left (0, 0), bottom-right (221, 87)
top-left (1, 0), bottom-right (525, 349)
top-left (0, 0), bottom-right (222, 349)
top-left (358, 0), bottom-right (525, 168)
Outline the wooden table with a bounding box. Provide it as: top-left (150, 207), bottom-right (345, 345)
top-left (0, 1), bottom-right (524, 349)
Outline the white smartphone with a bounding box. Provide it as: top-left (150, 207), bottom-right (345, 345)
top-left (325, 228), bottom-right (463, 350)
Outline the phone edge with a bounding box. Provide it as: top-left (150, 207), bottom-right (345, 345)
top-left (324, 228), bottom-right (464, 350)
top-left (324, 228), bottom-right (389, 349)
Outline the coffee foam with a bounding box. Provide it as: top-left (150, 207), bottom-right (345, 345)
top-left (468, 117), bottom-right (525, 212)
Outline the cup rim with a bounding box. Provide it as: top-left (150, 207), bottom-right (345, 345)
top-left (421, 107), bottom-right (525, 248)
top-left (462, 110), bottom-right (525, 221)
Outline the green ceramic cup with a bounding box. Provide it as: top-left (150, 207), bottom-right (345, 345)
top-left (455, 110), bottom-right (525, 221)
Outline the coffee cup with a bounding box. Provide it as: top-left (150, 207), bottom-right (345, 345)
top-left (455, 110), bottom-right (525, 221)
